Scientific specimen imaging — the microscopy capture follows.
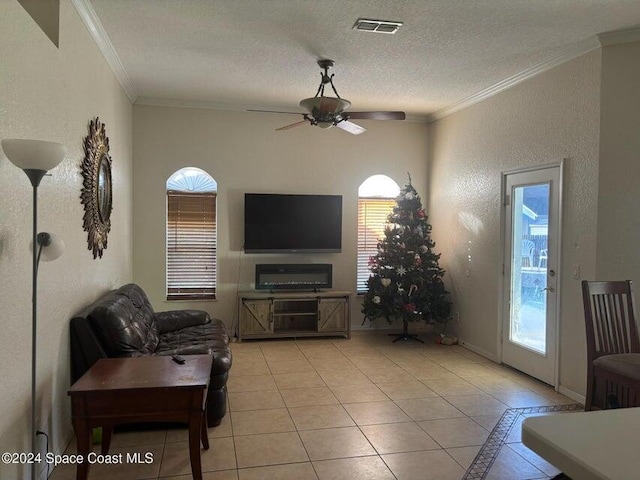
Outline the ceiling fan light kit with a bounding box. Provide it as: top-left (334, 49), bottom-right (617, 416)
top-left (299, 97), bottom-right (351, 115)
top-left (253, 59), bottom-right (406, 135)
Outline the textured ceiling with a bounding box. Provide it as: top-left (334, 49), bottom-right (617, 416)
top-left (90, 0), bottom-right (640, 118)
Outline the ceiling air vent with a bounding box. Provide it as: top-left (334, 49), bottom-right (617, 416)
top-left (353, 18), bottom-right (403, 35)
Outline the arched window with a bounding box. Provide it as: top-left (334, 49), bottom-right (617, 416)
top-left (357, 175), bottom-right (400, 293)
top-left (166, 167), bottom-right (217, 300)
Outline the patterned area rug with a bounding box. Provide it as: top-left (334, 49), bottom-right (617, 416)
top-left (462, 404), bottom-right (583, 480)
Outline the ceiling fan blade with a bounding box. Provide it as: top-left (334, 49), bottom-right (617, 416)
top-left (347, 111), bottom-right (406, 120)
top-left (248, 109), bottom-right (302, 115)
top-left (276, 120), bottom-right (308, 131)
top-left (336, 121), bottom-right (366, 135)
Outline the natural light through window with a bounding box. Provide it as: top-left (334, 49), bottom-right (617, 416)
top-left (358, 174), bottom-right (401, 198)
top-left (167, 167), bottom-right (217, 192)
top-left (166, 167), bottom-right (218, 300)
top-left (357, 175), bottom-right (400, 293)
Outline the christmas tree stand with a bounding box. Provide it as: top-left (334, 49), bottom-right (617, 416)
top-left (388, 319), bottom-right (424, 343)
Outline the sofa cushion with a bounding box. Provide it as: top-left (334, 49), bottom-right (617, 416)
top-left (155, 318), bottom-right (231, 376)
top-left (88, 284), bottom-right (159, 357)
top-left (155, 310), bottom-right (211, 334)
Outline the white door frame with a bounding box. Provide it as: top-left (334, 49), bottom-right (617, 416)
top-left (497, 160), bottom-right (564, 390)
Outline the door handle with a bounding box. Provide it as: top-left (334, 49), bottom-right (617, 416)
top-left (542, 286), bottom-right (555, 293)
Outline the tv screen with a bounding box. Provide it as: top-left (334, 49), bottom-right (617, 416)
top-left (244, 193), bottom-right (342, 253)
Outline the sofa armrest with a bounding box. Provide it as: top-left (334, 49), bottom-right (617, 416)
top-left (70, 316), bottom-right (108, 384)
top-left (155, 310), bottom-right (210, 334)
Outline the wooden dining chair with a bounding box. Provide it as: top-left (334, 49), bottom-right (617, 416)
top-left (582, 280), bottom-right (640, 410)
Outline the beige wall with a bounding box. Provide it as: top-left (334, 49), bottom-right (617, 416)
top-left (0, 1), bottom-right (133, 477)
top-left (428, 51), bottom-right (601, 397)
top-left (133, 105), bottom-right (428, 333)
top-left (596, 40), bottom-right (640, 282)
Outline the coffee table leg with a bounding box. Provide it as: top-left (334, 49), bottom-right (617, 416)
top-left (72, 418), bottom-right (91, 480)
top-left (201, 411), bottom-right (209, 449)
top-left (188, 414), bottom-right (203, 480)
top-left (101, 424), bottom-right (113, 454)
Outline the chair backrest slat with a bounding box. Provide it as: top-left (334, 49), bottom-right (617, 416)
top-left (600, 295), bottom-right (607, 352)
top-left (609, 294), bottom-right (621, 352)
top-left (616, 293), bottom-right (629, 352)
top-left (594, 294), bottom-right (603, 352)
top-left (582, 280), bottom-right (640, 364)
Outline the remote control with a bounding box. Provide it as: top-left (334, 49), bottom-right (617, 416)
top-left (172, 355), bottom-right (185, 364)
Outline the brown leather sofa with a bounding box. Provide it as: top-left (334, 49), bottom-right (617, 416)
top-left (70, 283), bottom-right (232, 426)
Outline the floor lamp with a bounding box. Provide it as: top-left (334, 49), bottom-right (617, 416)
top-left (1, 139), bottom-right (66, 480)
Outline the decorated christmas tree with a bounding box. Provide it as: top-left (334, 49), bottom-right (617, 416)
top-left (362, 176), bottom-right (450, 342)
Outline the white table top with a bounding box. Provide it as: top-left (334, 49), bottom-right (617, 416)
top-left (522, 407), bottom-right (640, 480)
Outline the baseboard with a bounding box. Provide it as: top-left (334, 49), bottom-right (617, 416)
top-left (458, 339), bottom-right (501, 363)
top-left (558, 385), bottom-right (586, 405)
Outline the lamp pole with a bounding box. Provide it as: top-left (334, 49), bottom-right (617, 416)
top-left (24, 169), bottom-right (46, 480)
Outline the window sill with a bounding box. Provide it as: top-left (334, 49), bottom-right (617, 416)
top-left (166, 297), bottom-right (217, 302)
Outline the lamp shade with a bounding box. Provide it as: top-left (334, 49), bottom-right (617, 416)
top-left (32, 232), bottom-right (65, 262)
top-left (1, 139), bottom-right (66, 171)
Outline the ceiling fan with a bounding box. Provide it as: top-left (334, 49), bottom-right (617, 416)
top-left (250, 59), bottom-right (406, 135)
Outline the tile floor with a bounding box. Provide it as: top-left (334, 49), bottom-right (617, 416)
top-left (51, 332), bottom-right (573, 480)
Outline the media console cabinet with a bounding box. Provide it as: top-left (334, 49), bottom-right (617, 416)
top-left (237, 290), bottom-right (351, 342)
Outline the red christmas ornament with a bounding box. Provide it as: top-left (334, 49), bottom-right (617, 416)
top-left (417, 209), bottom-right (426, 218)
top-left (404, 303), bottom-right (416, 312)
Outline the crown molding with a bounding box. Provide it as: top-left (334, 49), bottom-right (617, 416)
top-left (401, 114), bottom-right (428, 123)
top-left (427, 36), bottom-right (601, 123)
top-left (135, 97), bottom-right (428, 122)
top-left (598, 25), bottom-right (640, 47)
top-left (70, 0), bottom-right (137, 102)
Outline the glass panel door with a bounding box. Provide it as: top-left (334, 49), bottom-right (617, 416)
top-left (502, 165), bottom-right (561, 386)
top-left (509, 183), bottom-right (549, 354)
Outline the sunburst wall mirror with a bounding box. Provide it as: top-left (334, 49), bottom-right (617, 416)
top-left (81, 117), bottom-right (112, 258)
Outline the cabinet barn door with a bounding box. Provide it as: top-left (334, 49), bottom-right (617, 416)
top-left (240, 299), bottom-right (273, 335)
top-left (318, 298), bottom-right (347, 332)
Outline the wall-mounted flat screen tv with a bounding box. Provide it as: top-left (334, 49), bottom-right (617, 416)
top-left (244, 193), bottom-right (342, 253)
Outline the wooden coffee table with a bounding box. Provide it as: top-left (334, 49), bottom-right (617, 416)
top-left (68, 354), bottom-right (213, 480)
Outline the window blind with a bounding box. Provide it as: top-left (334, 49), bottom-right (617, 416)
top-left (166, 191), bottom-right (217, 300)
top-left (357, 197), bottom-right (395, 293)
